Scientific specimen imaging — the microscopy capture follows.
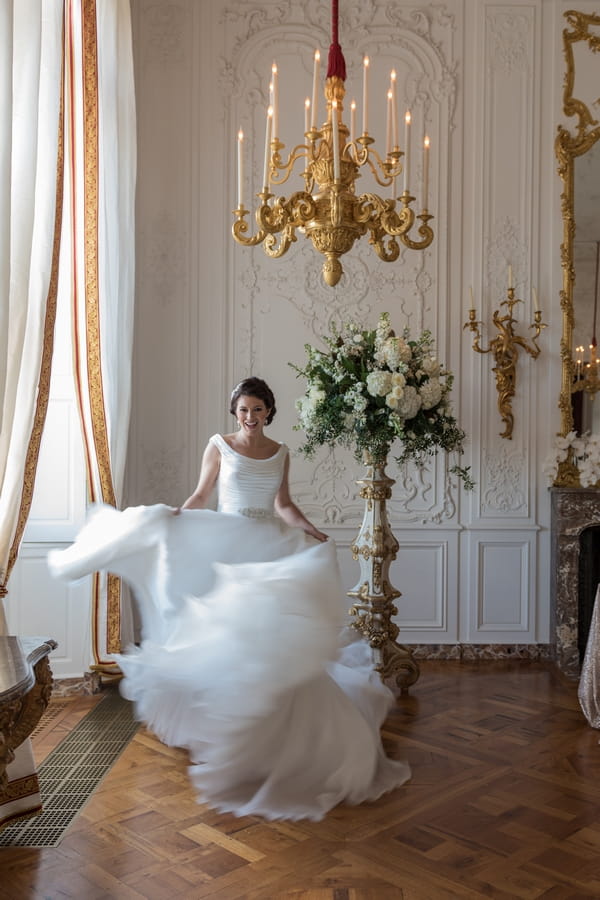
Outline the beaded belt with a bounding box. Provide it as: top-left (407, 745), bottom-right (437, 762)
top-left (238, 507), bottom-right (273, 519)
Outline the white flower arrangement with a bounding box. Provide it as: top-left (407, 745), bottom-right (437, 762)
top-left (543, 430), bottom-right (600, 487)
top-left (290, 311), bottom-right (473, 489)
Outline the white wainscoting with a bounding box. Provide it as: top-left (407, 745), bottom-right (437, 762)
top-left (465, 531), bottom-right (537, 642)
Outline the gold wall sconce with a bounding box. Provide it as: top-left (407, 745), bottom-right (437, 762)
top-left (464, 277), bottom-right (546, 440)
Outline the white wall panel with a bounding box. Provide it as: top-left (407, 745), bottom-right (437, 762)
top-left (7, 548), bottom-right (92, 678)
top-left (467, 533), bottom-right (534, 641)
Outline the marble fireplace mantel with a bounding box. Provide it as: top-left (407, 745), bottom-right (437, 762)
top-left (551, 487), bottom-right (600, 679)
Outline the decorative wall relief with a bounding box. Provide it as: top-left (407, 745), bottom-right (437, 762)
top-left (142, 4), bottom-right (187, 65)
top-left (487, 9), bottom-right (531, 75)
top-left (143, 444), bottom-right (186, 504)
top-left (142, 213), bottom-right (187, 308)
top-left (482, 445), bottom-right (526, 513)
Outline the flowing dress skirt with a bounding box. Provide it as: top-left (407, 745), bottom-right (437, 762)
top-left (49, 504), bottom-right (411, 821)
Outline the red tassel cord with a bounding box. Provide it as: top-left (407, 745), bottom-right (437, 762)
top-left (326, 0), bottom-right (346, 80)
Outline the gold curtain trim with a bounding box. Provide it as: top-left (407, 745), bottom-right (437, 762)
top-left (81, 0), bottom-right (121, 657)
top-left (0, 15), bottom-right (66, 594)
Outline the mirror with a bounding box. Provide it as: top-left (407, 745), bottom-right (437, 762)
top-left (555, 9), bottom-right (600, 485)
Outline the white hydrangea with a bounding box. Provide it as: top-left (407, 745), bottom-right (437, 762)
top-left (396, 385), bottom-right (421, 419)
top-left (366, 369), bottom-right (393, 397)
top-left (422, 356), bottom-right (441, 377)
top-left (380, 336), bottom-right (412, 369)
top-left (385, 385), bottom-right (405, 409)
top-left (419, 379), bottom-right (443, 410)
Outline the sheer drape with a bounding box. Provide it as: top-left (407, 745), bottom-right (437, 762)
top-left (65, 0), bottom-right (136, 667)
top-left (0, 0), bottom-right (65, 831)
top-left (0, 0), bottom-right (65, 621)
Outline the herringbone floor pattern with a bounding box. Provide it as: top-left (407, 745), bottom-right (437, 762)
top-left (1, 660), bottom-right (599, 899)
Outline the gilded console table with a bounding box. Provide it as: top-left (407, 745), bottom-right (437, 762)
top-left (0, 636), bottom-right (57, 828)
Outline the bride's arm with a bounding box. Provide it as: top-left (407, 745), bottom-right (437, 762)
top-left (274, 454), bottom-right (328, 542)
top-left (176, 442), bottom-right (220, 512)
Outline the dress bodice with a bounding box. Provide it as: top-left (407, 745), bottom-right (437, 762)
top-left (210, 433), bottom-right (287, 518)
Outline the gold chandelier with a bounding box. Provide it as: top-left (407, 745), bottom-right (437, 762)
top-left (232, 0), bottom-right (434, 287)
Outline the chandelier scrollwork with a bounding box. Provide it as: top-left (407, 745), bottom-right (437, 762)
top-left (232, 1), bottom-right (433, 287)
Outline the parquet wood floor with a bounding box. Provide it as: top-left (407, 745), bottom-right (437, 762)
top-left (1, 660), bottom-right (600, 899)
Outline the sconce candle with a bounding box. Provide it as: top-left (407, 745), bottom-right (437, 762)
top-left (469, 285), bottom-right (475, 313)
top-left (508, 264), bottom-right (513, 290)
top-left (350, 99), bottom-right (356, 145)
top-left (237, 129), bottom-right (244, 208)
top-left (362, 56), bottom-right (369, 133)
top-left (533, 287), bottom-right (539, 311)
top-left (423, 135), bottom-right (430, 209)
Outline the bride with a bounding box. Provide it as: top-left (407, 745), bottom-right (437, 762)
top-left (49, 377), bottom-right (411, 821)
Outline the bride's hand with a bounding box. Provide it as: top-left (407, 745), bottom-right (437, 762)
top-left (172, 507), bottom-right (182, 516)
top-left (305, 525), bottom-right (328, 542)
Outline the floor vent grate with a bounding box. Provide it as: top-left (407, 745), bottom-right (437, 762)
top-left (0, 688), bottom-right (138, 847)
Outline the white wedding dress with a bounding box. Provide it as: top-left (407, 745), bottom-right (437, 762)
top-left (48, 434), bottom-right (411, 821)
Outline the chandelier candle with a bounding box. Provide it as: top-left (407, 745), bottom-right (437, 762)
top-left (403, 111), bottom-right (411, 192)
top-left (262, 107), bottom-right (272, 190)
top-left (332, 100), bottom-right (341, 180)
top-left (311, 50), bottom-right (320, 130)
top-left (271, 63), bottom-right (279, 141)
top-left (386, 91), bottom-right (392, 156)
top-left (390, 69), bottom-right (398, 148)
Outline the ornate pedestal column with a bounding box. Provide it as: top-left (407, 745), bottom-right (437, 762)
top-left (348, 457), bottom-right (420, 694)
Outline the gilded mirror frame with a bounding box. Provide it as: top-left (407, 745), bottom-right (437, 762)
top-left (554, 9), bottom-right (600, 485)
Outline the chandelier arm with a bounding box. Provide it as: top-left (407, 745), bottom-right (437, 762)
top-left (263, 227), bottom-right (295, 258)
top-left (399, 214), bottom-right (434, 250)
top-left (369, 232), bottom-right (401, 263)
top-left (232, 214), bottom-right (268, 247)
top-left (380, 203), bottom-right (414, 236)
top-left (270, 144), bottom-right (315, 185)
top-left (261, 191), bottom-right (318, 257)
top-left (362, 150), bottom-right (402, 188)
top-left (354, 193), bottom-right (387, 225)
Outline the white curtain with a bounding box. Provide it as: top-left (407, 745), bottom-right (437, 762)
top-left (0, 0), bottom-right (65, 619)
top-left (0, 0), bottom-right (65, 831)
top-left (0, 0), bottom-right (136, 824)
top-left (65, 0), bottom-right (136, 667)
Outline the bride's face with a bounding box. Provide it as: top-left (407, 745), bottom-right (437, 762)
top-left (235, 394), bottom-right (271, 435)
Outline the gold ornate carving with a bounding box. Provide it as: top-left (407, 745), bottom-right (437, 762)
top-left (554, 10), bottom-right (600, 482)
top-left (347, 460), bottom-right (419, 694)
top-left (464, 293), bottom-right (546, 439)
top-left (0, 655), bottom-right (54, 792)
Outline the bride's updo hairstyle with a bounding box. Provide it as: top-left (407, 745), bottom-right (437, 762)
top-left (230, 377), bottom-right (276, 425)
